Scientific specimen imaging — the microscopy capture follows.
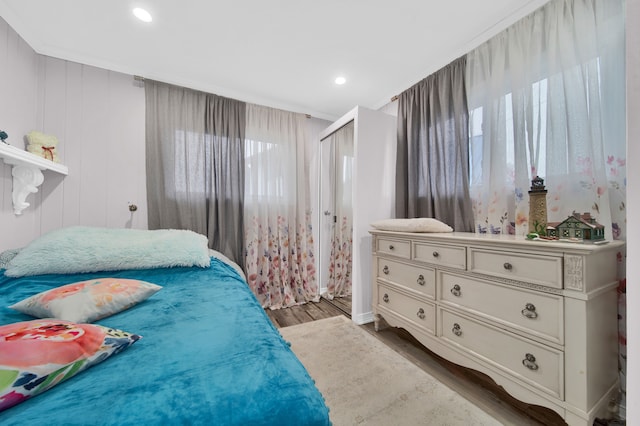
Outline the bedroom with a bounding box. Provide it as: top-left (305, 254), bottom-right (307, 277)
top-left (0, 0), bottom-right (637, 425)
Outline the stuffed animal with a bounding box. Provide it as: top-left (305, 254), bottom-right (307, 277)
top-left (26, 131), bottom-right (59, 162)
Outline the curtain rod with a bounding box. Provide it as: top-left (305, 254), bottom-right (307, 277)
top-left (133, 75), bottom-right (313, 118)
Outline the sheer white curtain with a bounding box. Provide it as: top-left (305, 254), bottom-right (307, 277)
top-left (466, 0), bottom-right (626, 240)
top-left (243, 104), bottom-right (318, 309)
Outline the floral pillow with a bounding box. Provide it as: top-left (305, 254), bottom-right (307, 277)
top-left (9, 278), bottom-right (162, 323)
top-left (0, 319), bottom-right (140, 412)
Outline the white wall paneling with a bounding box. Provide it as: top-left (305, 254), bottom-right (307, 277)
top-left (0, 17), bottom-right (146, 252)
top-left (0, 16), bottom-right (41, 250)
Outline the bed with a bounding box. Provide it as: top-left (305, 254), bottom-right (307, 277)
top-left (0, 227), bottom-right (331, 426)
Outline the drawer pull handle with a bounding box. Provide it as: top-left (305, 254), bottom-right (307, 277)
top-left (383, 293), bottom-right (390, 303)
top-left (503, 262), bottom-right (513, 270)
top-left (522, 353), bottom-right (539, 371)
top-left (416, 308), bottom-right (426, 320)
top-left (417, 275), bottom-right (426, 286)
top-left (382, 265), bottom-right (390, 275)
top-left (450, 284), bottom-right (461, 297)
top-left (521, 303), bottom-right (538, 319)
top-left (432, 251), bottom-right (440, 258)
top-left (389, 244), bottom-right (395, 250)
top-left (452, 323), bottom-right (462, 336)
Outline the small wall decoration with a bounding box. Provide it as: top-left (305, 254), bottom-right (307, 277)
top-left (26, 131), bottom-right (59, 162)
top-left (0, 130), bottom-right (8, 144)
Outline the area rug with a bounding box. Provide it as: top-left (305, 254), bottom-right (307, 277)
top-left (280, 315), bottom-right (503, 426)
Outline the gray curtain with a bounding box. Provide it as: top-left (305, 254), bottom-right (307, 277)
top-left (145, 80), bottom-right (246, 267)
top-left (395, 56), bottom-right (474, 231)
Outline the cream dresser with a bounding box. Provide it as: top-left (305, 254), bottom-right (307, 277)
top-left (370, 230), bottom-right (624, 426)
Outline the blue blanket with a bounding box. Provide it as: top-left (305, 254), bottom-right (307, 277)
top-left (0, 259), bottom-right (331, 426)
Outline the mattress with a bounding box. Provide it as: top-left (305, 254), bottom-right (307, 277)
top-left (0, 253), bottom-right (330, 425)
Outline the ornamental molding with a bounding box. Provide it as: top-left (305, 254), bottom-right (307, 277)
top-left (564, 255), bottom-right (584, 291)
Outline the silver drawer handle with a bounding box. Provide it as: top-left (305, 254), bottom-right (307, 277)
top-left (382, 265), bottom-right (389, 275)
top-left (389, 244), bottom-right (395, 250)
top-left (522, 353), bottom-right (539, 371)
top-left (416, 308), bottom-right (425, 320)
top-left (383, 293), bottom-right (389, 303)
top-left (452, 323), bottom-right (462, 336)
top-left (432, 251), bottom-right (440, 258)
top-left (503, 262), bottom-right (513, 270)
top-left (450, 284), bottom-right (461, 297)
top-left (417, 274), bottom-right (425, 286)
top-left (521, 303), bottom-right (538, 319)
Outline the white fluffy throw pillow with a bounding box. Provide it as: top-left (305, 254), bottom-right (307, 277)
top-left (4, 226), bottom-right (211, 277)
top-left (370, 218), bottom-right (453, 233)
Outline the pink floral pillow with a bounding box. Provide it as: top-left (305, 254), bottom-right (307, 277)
top-left (9, 278), bottom-right (161, 323)
top-left (0, 319), bottom-right (140, 411)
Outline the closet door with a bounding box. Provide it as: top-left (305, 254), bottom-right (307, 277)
top-left (325, 121), bottom-right (354, 299)
top-left (317, 105), bottom-right (396, 324)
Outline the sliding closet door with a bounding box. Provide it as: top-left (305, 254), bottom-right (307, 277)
top-left (319, 120), bottom-right (354, 299)
top-left (318, 106), bottom-right (396, 324)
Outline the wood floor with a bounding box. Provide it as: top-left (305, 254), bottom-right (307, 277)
top-left (265, 296), bottom-right (351, 328)
top-left (266, 297), bottom-right (567, 426)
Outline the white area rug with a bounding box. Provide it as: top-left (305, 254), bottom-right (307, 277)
top-left (280, 315), bottom-right (503, 426)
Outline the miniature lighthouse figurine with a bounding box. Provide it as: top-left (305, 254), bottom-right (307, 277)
top-left (528, 176), bottom-right (548, 234)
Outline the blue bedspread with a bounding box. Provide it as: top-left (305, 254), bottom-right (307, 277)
top-left (0, 259), bottom-right (331, 426)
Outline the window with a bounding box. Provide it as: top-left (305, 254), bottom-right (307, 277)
top-left (173, 129), bottom-right (207, 196)
top-left (469, 79), bottom-right (549, 187)
top-left (244, 139), bottom-right (282, 200)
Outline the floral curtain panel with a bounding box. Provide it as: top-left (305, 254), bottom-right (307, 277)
top-left (466, 0), bottom-right (626, 241)
top-left (243, 104), bottom-right (319, 309)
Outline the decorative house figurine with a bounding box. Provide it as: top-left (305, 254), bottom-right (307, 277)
top-left (546, 211), bottom-right (605, 242)
top-left (528, 176), bottom-right (548, 234)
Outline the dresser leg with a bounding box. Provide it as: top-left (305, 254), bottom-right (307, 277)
top-left (374, 314), bottom-right (381, 332)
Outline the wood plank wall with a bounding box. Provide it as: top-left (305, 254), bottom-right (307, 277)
top-left (0, 17), bottom-right (147, 252)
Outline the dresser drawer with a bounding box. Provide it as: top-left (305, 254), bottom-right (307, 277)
top-left (468, 248), bottom-right (563, 289)
top-left (439, 272), bottom-right (563, 345)
top-left (377, 284), bottom-right (435, 334)
top-left (413, 242), bottom-right (466, 270)
top-left (376, 237), bottom-right (411, 259)
top-left (439, 309), bottom-right (563, 399)
top-left (377, 258), bottom-right (435, 299)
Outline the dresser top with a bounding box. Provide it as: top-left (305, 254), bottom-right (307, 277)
top-left (369, 230), bottom-right (624, 254)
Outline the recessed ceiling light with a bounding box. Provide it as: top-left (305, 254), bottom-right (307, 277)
top-left (335, 76), bottom-right (346, 85)
top-left (133, 7), bottom-right (152, 23)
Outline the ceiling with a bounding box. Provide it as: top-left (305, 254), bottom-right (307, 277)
top-left (0, 0), bottom-right (550, 121)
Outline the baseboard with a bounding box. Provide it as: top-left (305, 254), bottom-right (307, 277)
top-left (352, 311), bottom-right (374, 325)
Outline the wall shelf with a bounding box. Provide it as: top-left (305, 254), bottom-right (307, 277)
top-left (0, 143), bottom-right (68, 215)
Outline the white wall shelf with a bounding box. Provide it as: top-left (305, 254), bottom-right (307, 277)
top-left (0, 143), bottom-right (68, 215)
